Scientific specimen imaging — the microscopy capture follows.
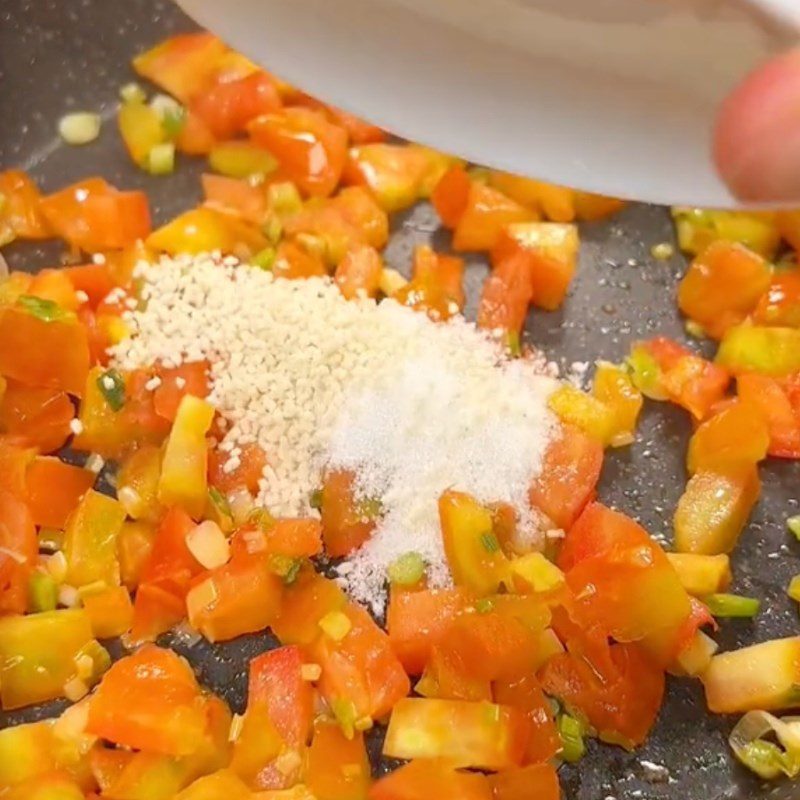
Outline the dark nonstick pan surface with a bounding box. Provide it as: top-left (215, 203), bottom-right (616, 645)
top-left (1, 2), bottom-right (799, 798)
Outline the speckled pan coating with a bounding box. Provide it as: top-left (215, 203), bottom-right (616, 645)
top-left (1, 2), bottom-right (799, 798)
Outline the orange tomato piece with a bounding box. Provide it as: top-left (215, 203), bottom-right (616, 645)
top-left (147, 207), bottom-right (266, 256)
top-left (273, 240), bottom-right (328, 279)
top-left (192, 72), bottom-right (282, 140)
top-left (153, 361), bottom-right (210, 422)
top-left (0, 170), bottom-right (51, 240)
top-left (118, 520), bottom-right (158, 590)
top-left (738, 373), bottom-right (800, 458)
top-left (370, 759), bottom-right (491, 800)
top-left (176, 109), bottom-right (217, 155)
top-left (320, 470), bottom-right (377, 558)
top-left (335, 186), bottom-right (390, 250)
top-left (677, 241), bottom-right (772, 339)
top-left (573, 190), bottom-right (627, 221)
top-left (477, 243), bottom-right (534, 336)
top-left (140, 506), bottom-right (204, 598)
top-left (528, 423), bottom-right (603, 531)
top-left (0, 487), bottom-right (37, 615)
top-left (128, 581), bottom-right (186, 644)
top-left (39, 178), bottom-right (151, 253)
top-left (492, 222), bottom-right (579, 311)
top-left (62, 263), bottom-right (117, 307)
top-left (335, 243), bottom-right (383, 300)
top-left (452, 183), bottom-right (534, 252)
top-left (82, 585), bottom-right (134, 638)
top-left (416, 643), bottom-right (493, 702)
top-left (0, 435), bottom-right (36, 495)
top-left (306, 720), bottom-right (371, 800)
top-left (263, 518), bottom-right (323, 558)
top-left (86, 645), bottom-right (210, 755)
top-left (207, 441), bottom-right (267, 495)
top-left (386, 586), bottom-right (474, 675)
top-left (752, 269), bottom-right (800, 328)
top-left (27, 269), bottom-right (80, 311)
top-left (327, 106), bottom-right (386, 145)
top-left (202, 173), bottom-right (268, 226)
top-left (489, 764), bottom-right (560, 800)
top-left (249, 107), bottom-right (348, 197)
top-left (312, 602), bottom-right (411, 722)
top-left (0, 381), bottom-right (74, 452)
top-left (0, 305), bottom-right (90, 397)
top-left (431, 165), bottom-right (472, 229)
top-left (132, 33), bottom-right (228, 103)
top-left (25, 456), bottom-right (95, 528)
top-left (394, 244), bottom-right (465, 321)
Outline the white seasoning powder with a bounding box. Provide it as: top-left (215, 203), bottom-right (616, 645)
top-left (110, 254), bottom-right (559, 609)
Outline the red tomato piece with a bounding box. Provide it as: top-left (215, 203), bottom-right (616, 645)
top-left (207, 441), bottom-right (267, 495)
top-left (312, 602), bottom-right (411, 722)
top-left (335, 243), bottom-right (383, 300)
top-left (128, 582), bottom-right (186, 644)
top-left (452, 182), bottom-right (535, 252)
top-left (153, 361), bottom-right (210, 422)
top-left (0, 381), bottom-right (74, 453)
top-left (139, 506), bottom-right (203, 597)
top-left (249, 108), bottom-right (348, 197)
top-left (528, 423), bottom-right (603, 531)
top-left (0, 487), bottom-right (37, 615)
top-left (62, 263), bottom-right (117, 308)
top-left (25, 456), bottom-right (95, 528)
top-left (477, 243), bottom-right (534, 335)
top-left (176, 109), bottom-right (217, 155)
top-left (27, 269), bottom-right (80, 311)
top-left (202, 173), bottom-right (268, 226)
top-left (489, 763), bottom-right (560, 800)
top-left (39, 179), bottom-right (151, 253)
top-left (192, 72), bottom-right (282, 140)
top-left (0, 170), bottom-right (51, 240)
top-left (417, 643), bottom-right (493, 702)
top-left (273, 240), bottom-right (328, 279)
top-left (370, 759), bottom-right (492, 800)
top-left (328, 106), bottom-right (386, 145)
top-left (86, 645), bottom-right (210, 755)
top-left (431, 165), bottom-right (472, 229)
top-left (320, 470), bottom-right (377, 558)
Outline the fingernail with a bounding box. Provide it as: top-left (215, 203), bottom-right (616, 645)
top-left (714, 50), bottom-right (800, 203)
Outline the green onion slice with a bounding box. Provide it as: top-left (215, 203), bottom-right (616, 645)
top-left (730, 710), bottom-right (800, 780)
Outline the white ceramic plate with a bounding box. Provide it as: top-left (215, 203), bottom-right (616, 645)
top-left (178, 0), bottom-right (800, 207)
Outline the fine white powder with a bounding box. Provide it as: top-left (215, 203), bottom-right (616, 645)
top-left (111, 253), bottom-right (559, 609)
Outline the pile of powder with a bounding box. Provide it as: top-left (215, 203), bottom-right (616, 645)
top-left (111, 253), bottom-right (559, 609)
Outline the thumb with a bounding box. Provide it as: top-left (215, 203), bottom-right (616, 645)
top-left (714, 50), bottom-right (800, 203)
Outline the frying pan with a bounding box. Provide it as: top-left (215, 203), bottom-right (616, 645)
top-left (1, 2), bottom-right (799, 798)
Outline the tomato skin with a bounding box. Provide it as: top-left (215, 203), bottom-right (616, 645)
top-left (0, 170), bottom-right (51, 240)
top-left (0, 381), bottom-right (74, 453)
top-left (192, 72), bottom-right (282, 140)
top-left (528, 423), bottom-right (603, 531)
top-left (678, 241), bottom-right (772, 339)
top-left (249, 108), bottom-right (348, 197)
top-left (25, 456), bottom-right (96, 528)
top-left (0, 306), bottom-right (90, 397)
top-left (369, 759), bottom-right (492, 800)
top-left (0, 487), bottom-right (37, 615)
top-left (86, 645), bottom-right (210, 756)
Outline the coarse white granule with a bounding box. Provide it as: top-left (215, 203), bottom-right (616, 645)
top-left (110, 254), bottom-right (559, 609)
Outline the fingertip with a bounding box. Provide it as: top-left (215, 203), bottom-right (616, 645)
top-left (714, 50), bottom-right (800, 203)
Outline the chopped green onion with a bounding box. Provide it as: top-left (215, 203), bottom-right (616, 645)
top-left (788, 515), bottom-right (800, 540)
top-left (28, 571), bottom-right (58, 612)
top-left (252, 246), bottom-right (276, 271)
top-left (283, 558), bottom-right (303, 586)
top-left (262, 214), bottom-right (283, 244)
top-left (788, 575), bottom-right (800, 603)
top-left (474, 597), bottom-right (495, 614)
top-left (704, 593), bottom-right (761, 619)
top-left (96, 368), bottom-right (126, 412)
top-left (729, 710), bottom-right (800, 780)
top-left (145, 142), bottom-right (176, 175)
top-left (506, 331), bottom-right (522, 358)
top-left (557, 713), bottom-right (586, 763)
top-left (119, 82), bottom-right (146, 104)
top-left (387, 552), bottom-right (426, 586)
top-left (161, 106), bottom-right (187, 139)
top-left (58, 112), bottom-right (101, 145)
top-left (248, 507), bottom-right (276, 531)
top-left (331, 697), bottom-right (357, 739)
top-left (267, 181), bottom-right (303, 218)
top-left (309, 489), bottom-right (323, 510)
top-left (480, 532), bottom-right (500, 553)
top-left (207, 487), bottom-right (234, 533)
top-left (17, 294), bottom-right (74, 322)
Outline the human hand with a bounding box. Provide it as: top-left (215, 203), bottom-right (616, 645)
top-left (714, 50), bottom-right (800, 203)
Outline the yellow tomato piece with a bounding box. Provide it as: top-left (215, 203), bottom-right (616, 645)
top-left (118, 101), bottom-right (166, 167)
top-left (666, 553), bottom-right (732, 597)
top-left (158, 394), bottom-right (215, 518)
top-left (547, 384), bottom-right (616, 446)
top-left (592, 362), bottom-right (642, 447)
top-left (716, 325), bottom-right (800, 377)
top-left (147, 207), bottom-right (267, 256)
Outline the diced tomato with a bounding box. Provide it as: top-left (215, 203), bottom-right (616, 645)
top-left (306, 721), bottom-right (371, 800)
top-left (86, 645), bottom-right (210, 755)
top-left (311, 602), bottom-right (410, 723)
top-left (369, 759), bottom-right (491, 800)
top-left (452, 182), bottom-right (535, 252)
top-left (271, 566), bottom-right (347, 646)
top-left (249, 108), bottom-right (348, 197)
top-left (477, 246), bottom-right (534, 337)
top-left (573, 191), bottom-right (627, 222)
top-left (343, 144), bottom-right (429, 212)
top-left (176, 109), bottom-right (217, 155)
top-left (192, 72), bottom-right (282, 140)
top-left (261, 518), bottom-right (323, 558)
top-left (0, 304), bottom-right (90, 396)
top-left (431, 165), bottom-right (471, 229)
top-left (62, 263), bottom-right (117, 308)
top-left (0, 488), bottom-right (37, 615)
top-left (394, 244), bottom-right (465, 320)
top-left (0, 381), bottom-right (75, 452)
top-left (115, 445), bottom-right (163, 524)
top-left (528, 423), bottom-right (603, 531)
top-left (753, 269), bottom-right (800, 328)
top-left (132, 33), bottom-right (229, 103)
top-left (208, 442), bottom-right (267, 495)
top-left (25, 456), bottom-right (95, 528)
top-left (677, 241), bottom-right (772, 339)
top-left (129, 582), bottom-right (186, 644)
top-left (491, 222), bottom-right (580, 311)
top-left (39, 179), bottom-right (151, 253)
top-left (487, 172), bottom-right (569, 219)
top-left (202, 173), bottom-right (268, 226)
top-left (152, 361), bottom-right (210, 422)
top-left (490, 764), bottom-right (560, 800)
top-left (82, 584), bottom-right (135, 638)
top-left (0, 436), bottom-right (36, 496)
top-left (272, 240), bottom-right (328, 279)
top-left (386, 586), bottom-right (474, 674)
top-left (416, 643), bottom-right (492, 702)
top-left (383, 697), bottom-right (530, 770)
top-left (493, 674), bottom-right (561, 765)
top-left (187, 552), bottom-right (283, 643)
top-left (738, 373), bottom-right (800, 458)
top-left (320, 470), bottom-right (377, 558)
top-left (147, 207), bottom-right (267, 256)
top-left (0, 170), bottom-right (51, 240)
top-left (27, 269), bottom-right (80, 311)
top-left (335, 243), bottom-right (383, 300)
top-left (118, 520), bottom-right (158, 590)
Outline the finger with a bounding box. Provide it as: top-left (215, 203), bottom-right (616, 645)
top-left (713, 50), bottom-right (800, 203)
